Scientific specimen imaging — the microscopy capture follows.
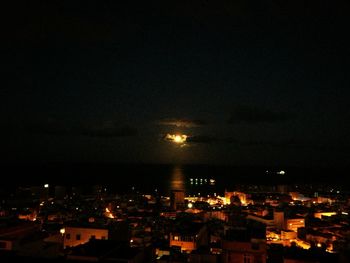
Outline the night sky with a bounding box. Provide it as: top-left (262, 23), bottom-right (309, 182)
top-left (2, 1), bottom-right (350, 167)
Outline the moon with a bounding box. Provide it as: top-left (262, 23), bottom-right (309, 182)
top-left (165, 134), bottom-right (187, 144)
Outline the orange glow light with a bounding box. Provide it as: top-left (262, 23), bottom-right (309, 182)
top-left (165, 134), bottom-right (187, 144)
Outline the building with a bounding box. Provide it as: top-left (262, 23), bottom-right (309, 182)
top-left (222, 222), bottom-right (267, 263)
top-left (274, 211), bottom-right (285, 230)
top-left (157, 253), bottom-right (188, 263)
top-left (189, 246), bottom-right (219, 263)
top-left (63, 223), bottom-right (109, 248)
top-left (314, 211), bottom-right (337, 219)
top-left (246, 214), bottom-right (275, 228)
top-left (222, 230), bottom-right (267, 263)
top-left (169, 222), bottom-right (207, 253)
top-left (205, 210), bottom-right (229, 222)
top-left (273, 211), bottom-right (305, 232)
top-left (225, 191), bottom-right (250, 206)
top-left (62, 220), bottom-right (129, 249)
top-left (277, 185), bottom-right (289, 194)
top-left (0, 220), bottom-right (40, 251)
top-left (54, 185), bottom-right (67, 200)
top-left (66, 239), bottom-right (144, 263)
top-left (286, 218), bottom-right (305, 232)
top-left (170, 190), bottom-right (185, 211)
top-left (281, 230), bottom-right (297, 245)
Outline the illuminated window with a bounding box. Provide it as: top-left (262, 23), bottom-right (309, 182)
top-left (174, 236), bottom-right (179, 241)
top-left (76, 234), bottom-right (81, 240)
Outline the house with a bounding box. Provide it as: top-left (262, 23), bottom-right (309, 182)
top-left (62, 220), bottom-right (129, 249)
top-left (169, 222), bottom-right (208, 253)
top-left (222, 225), bottom-right (267, 263)
top-left (63, 223), bottom-right (108, 249)
top-left (0, 220), bottom-right (39, 251)
top-left (66, 239), bottom-right (143, 262)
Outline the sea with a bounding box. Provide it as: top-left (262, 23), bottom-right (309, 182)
top-left (1, 163), bottom-right (348, 195)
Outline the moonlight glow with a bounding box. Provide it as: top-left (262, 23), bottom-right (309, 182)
top-left (165, 134), bottom-right (187, 144)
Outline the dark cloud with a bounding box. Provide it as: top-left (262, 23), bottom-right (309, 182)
top-left (162, 133), bottom-right (350, 153)
top-left (239, 139), bottom-right (350, 152)
top-left (25, 119), bottom-right (138, 138)
top-left (160, 133), bottom-right (241, 145)
top-left (81, 125), bottom-right (138, 138)
top-left (161, 134), bottom-right (217, 145)
top-left (157, 118), bottom-right (206, 128)
top-left (186, 135), bottom-right (217, 144)
top-left (229, 106), bottom-right (295, 124)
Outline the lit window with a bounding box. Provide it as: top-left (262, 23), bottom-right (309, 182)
top-left (174, 236), bottom-right (179, 241)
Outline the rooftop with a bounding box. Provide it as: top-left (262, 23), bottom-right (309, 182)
top-left (171, 222), bottom-right (204, 236)
top-left (68, 239), bottom-right (139, 260)
top-left (64, 220), bottom-right (109, 230)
